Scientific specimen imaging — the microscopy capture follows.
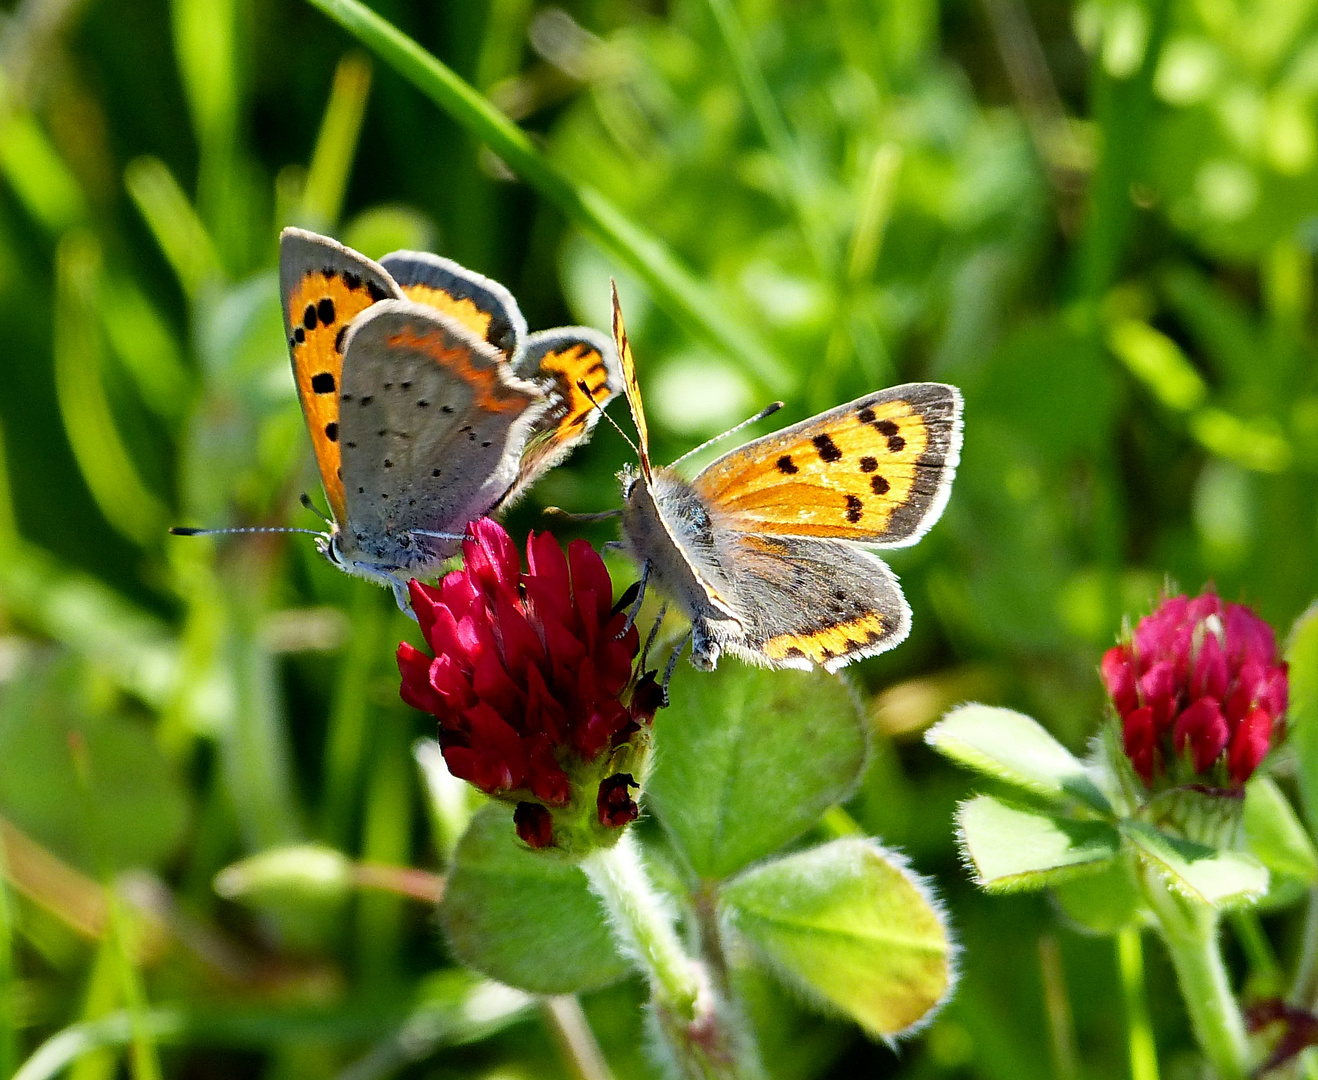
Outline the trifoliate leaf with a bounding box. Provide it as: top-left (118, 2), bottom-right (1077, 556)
top-left (957, 794), bottom-right (1120, 890)
top-left (927, 704), bottom-right (1110, 811)
top-left (721, 838), bottom-right (954, 1039)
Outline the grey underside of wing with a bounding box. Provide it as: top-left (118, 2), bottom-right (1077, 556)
top-left (719, 532), bottom-right (911, 652)
top-left (337, 307), bottom-right (545, 548)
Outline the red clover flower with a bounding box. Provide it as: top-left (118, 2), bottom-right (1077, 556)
top-left (1102, 589), bottom-right (1288, 789)
top-left (397, 519), bottom-right (658, 853)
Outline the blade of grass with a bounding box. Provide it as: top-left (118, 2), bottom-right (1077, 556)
top-left (846, 144), bottom-right (902, 285)
top-left (220, 562), bottom-right (305, 851)
top-left (301, 0), bottom-right (791, 393)
top-left (68, 733), bottom-right (163, 1080)
top-left (105, 889), bottom-right (161, 1080)
top-left (0, 539), bottom-right (178, 707)
top-left (1117, 927), bottom-right (1159, 1080)
top-left (0, 80), bottom-right (87, 233)
top-left (356, 712), bottom-right (412, 989)
top-left (70, 941), bottom-right (120, 1080)
top-left (53, 232), bottom-right (169, 548)
top-left (124, 157), bottom-right (222, 297)
top-left (95, 272), bottom-right (193, 426)
top-left (0, 837), bottom-right (19, 1080)
top-left (301, 53), bottom-right (373, 229)
top-left (319, 587), bottom-right (388, 847)
top-left (700, 0), bottom-right (832, 272)
top-left (542, 996), bottom-right (617, 1080)
top-left (1072, 0), bottom-right (1171, 299)
top-left (13, 1006), bottom-right (405, 1080)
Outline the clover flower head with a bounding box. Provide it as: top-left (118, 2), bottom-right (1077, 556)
top-left (1101, 589), bottom-right (1288, 788)
top-left (397, 519), bottom-right (656, 853)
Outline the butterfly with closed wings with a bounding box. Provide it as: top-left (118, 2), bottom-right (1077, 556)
top-left (174, 229), bottom-right (622, 611)
top-left (610, 286), bottom-right (962, 673)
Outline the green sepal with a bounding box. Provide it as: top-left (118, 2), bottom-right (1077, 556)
top-left (956, 794), bottom-right (1121, 891)
top-left (1243, 776), bottom-right (1318, 884)
top-left (440, 805), bottom-right (629, 994)
top-left (646, 665), bottom-right (867, 881)
top-left (1121, 820), bottom-right (1268, 908)
top-left (926, 704), bottom-right (1111, 812)
top-left (720, 838), bottom-right (954, 1039)
top-left (1052, 851), bottom-right (1146, 934)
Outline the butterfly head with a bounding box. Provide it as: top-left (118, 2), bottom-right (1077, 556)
top-left (618, 462), bottom-right (642, 501)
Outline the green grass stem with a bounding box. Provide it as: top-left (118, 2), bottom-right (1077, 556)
top-left (301, 0), bottom-right (791, 393)
top-left (1116, 928), bottom-right (1159, 1080)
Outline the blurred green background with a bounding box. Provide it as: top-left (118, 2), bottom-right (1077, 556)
top-left (0, 0), bottom-right (1315, 1075)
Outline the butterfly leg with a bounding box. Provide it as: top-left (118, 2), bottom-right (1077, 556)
top-left (617, 559), bottom-right (649, 637)
top-left (639, 601), bottom-right (669, 670)
top-left (388, 576), bottom-right (418, 621)
top-left (689, 620), bottom-right (722, 671)
top-left (542, 507), bottom-right (623, 523)
top-left (661, 629), bottom-right (692, 705)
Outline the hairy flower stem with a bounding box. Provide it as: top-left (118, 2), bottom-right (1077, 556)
top-left (1145, 876), bottom-right (1250, 1080)
top-left (579, 834), bottom-right (760, 1080)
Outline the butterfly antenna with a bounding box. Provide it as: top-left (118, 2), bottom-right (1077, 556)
top-left (299, 492), bottom-right (332, 526)
top-left (170, 526), bottom-right (324, 538)
top-left (667, 402), bottom-right (784, 470)
top-left (577, 378), bottom-right (639, 459)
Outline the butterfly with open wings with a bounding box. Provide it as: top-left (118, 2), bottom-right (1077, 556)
top-left (611, 286), bottom-right (962, 673)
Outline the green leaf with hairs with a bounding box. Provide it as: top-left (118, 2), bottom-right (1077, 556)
top-left (1122, 820), bottom-right (1268, 907)
top-left (646, 665), bottom-right (867, 880)
top-left (927, 704), bottom-right (1111, 811)
top-left (721, 838), bottom-right (954, 1038)
top-left (440, 806), bottom-right (627, 994)
top-left (957, 795), bottom-right (1120, 891)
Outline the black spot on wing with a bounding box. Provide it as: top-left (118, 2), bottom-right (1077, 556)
top-left (777, 455), bottom-right (798, 475)
top-left (311, 372), bottom-right (335, 394)
top-left (812, 434), bottom-right (842, 462)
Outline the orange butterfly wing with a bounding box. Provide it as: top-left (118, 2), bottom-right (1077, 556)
top-left (693, 384), bottom-right (962, 545)
top-left (280, 229), bottom-right (402, 524)
top-left (505, 328), bottom-right (622, 502)
top-left (379, 251), bottom-right (527, 359)
top-left (611, 283), bottom-right (651, 476)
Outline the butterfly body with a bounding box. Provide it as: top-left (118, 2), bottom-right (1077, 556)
top-left (620, 466), bottom-right (743, 666)
top-left (610, 290), bottom-right (962, 673)
top-left (277, 229), bottom-right (622, 607)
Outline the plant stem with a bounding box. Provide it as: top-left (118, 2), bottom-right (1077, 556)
top-left (1144, 879), bottom-right (1250, 1080)
top-left (579, 833), bottom-right (699, 1018)
top-left (542, 996), bottom-right (617, 1080)
top-left (1290, 887), bottom-right (1318, 1007)
top-left (1116, 928), bottom-right (1159, 1080)
top-left (579, 834), bottom-right (759, 1080)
